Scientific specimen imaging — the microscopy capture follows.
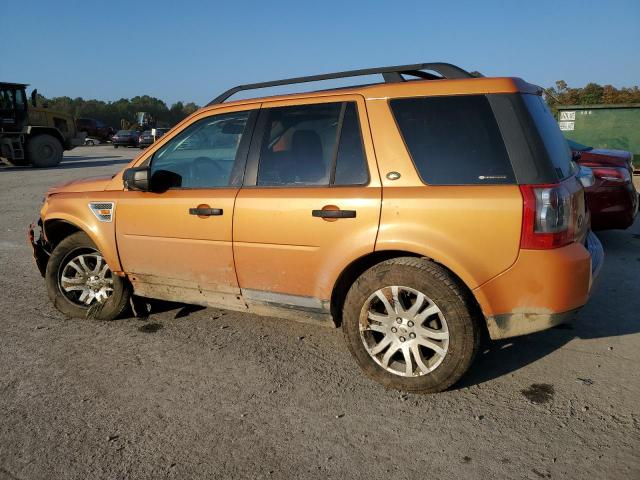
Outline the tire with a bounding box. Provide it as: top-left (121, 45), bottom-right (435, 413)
top-left (342, 257), bottom-right (480, 393)
top-left (87, 140), bottom-right (95, 146)
top-left (45, 232), bottom-right (130, 320)
top-left (114, 145), bottom-right (118, 149)
top-left (26, 134), bottom-right (63, 167)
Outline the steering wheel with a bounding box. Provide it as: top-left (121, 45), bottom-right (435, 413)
top-left (189, 156), bottom-right (227, 187)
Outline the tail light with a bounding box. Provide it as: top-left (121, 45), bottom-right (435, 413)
top-left (591, 166), bottom-right (631, 185)
top-left (520, 183), bottom-right (581, 249)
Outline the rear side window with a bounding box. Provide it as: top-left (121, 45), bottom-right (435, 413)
top-left (390, 95), bottom-right (515, 185)
top-left (256, 102), bottom-right (368, 187)
top-left (522, 94), bottom-right (572, 180)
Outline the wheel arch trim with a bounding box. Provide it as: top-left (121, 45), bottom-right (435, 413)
top-left (42, 210), bottom-right (122, 273)
top-left (329, 247), bottom-right (482, 327)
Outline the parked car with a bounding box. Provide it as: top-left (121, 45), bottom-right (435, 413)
top-left (75, 118), bottom-right (114, 141)
top-left (84, 137), bottom-right (101, 146)
top-left (138, 128), bottom-right (170, 148)
top-left (111, 130), bottom-right (139, 148)
top-left (29, 62), bottom-right (603, 393)
top-left (568, 139), bottom-right (638, 230)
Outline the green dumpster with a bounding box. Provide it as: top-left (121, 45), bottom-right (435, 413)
top-left (556, 104), bottom-right (640, 168)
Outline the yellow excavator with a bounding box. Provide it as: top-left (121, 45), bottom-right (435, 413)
top-left (0, 82), bottom-right (85, 167)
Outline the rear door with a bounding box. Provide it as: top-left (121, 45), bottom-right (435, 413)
top-left (233, 96), bottom-right (381, 309)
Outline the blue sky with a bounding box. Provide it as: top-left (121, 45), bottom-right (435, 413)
top-left (2, 0), bottom-right (638, 106)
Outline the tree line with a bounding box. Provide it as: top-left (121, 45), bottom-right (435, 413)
top-left (544, 80), bottom-right (640, 113)
top-left (38, 80), bottom-right (639, 128)
top-left (37, 94), bottom-right (199, 129)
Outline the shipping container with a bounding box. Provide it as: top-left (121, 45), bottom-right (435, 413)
top-left (557, 104), bottom-right (640, 168)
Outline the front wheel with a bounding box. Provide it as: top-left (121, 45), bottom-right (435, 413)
top-left (45, 232), bottom-right (130, 320)
top-left (342, 257), bottom-right (480, 393)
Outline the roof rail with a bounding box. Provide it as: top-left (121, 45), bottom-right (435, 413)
top-left (207, 62), bottom-right (472, 106)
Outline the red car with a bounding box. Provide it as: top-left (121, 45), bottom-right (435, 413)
top-left (568, 139), bottom-right (638, 230)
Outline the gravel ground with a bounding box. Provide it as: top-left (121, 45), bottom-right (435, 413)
top-left (1, 146), bottom-right (639, 480)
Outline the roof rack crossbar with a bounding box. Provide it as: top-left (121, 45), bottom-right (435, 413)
top-left (207, 62), bottom-right (471, 106)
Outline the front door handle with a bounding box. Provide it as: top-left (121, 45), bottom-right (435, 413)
top-left (189, 207), bottom-right (223, 216)
top-left (312, 209), bottom-right (356, 219)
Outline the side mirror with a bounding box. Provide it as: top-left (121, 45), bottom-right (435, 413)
top-left (31, 89), bottom-right (38, 107)
top-left (123, 167), bottom-right (150, 191)
top-left (571, 150), bottom-right (582, 161)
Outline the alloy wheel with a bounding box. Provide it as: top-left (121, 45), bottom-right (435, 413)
top-left (58, 250), bottom-right (114, 306)
top-left (359, 286), bottom-right (449, 377)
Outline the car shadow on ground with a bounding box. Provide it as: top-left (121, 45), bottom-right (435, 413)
top-left (0, 156), bottom-right (131, 171)
top-left (457, 226), bottom-right (640, 389)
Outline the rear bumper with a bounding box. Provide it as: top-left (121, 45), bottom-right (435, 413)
top-left (475, 232), bottom-right (604, 339)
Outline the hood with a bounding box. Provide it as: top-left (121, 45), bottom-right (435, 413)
top-left (47, 174), bottom-right (115, 195)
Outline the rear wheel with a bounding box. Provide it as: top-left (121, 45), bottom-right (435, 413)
top-left (45, 232), bottom-right (130, 320)
top-left (114, 145), bottom-right (118, 149)
top-left (342, 257), bottom-right (480, 393)
top-left (26, 134), bottom-right (63, 167)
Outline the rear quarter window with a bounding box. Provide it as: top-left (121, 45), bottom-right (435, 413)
top-left (522, 94), bottom-right (572, 180)
top-left (390, 95), bottom-right (515, 185)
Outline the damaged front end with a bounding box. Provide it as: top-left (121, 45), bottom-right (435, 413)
top-left (27, 219), bottom-right (50, 277)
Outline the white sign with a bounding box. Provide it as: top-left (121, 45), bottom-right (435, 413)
top-left (558, 121), bottom-right (575, 131)
top-left (559, 111), bottom-right (576, 121)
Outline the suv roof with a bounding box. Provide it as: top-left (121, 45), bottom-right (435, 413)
top-left (204, 62), bottom-right (541, 110)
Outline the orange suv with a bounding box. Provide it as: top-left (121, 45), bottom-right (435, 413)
top-left (29, 63), bottom-right (604, 393)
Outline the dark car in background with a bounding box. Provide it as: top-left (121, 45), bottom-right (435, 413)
top-left (138, 127), bottom-right (170, 148)
top-left (568, 139), bottom-right (638, 230)
top-left (75, 118), bottom-right (115, 141)
top-left (111, 130), bottom-right (140, 148)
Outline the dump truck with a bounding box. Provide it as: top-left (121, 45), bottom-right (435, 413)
top-left (0, 82), bottom-right (85, 167)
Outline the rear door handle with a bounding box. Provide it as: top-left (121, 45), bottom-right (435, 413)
top-left (189, 207), bottom-right (223, 216)
top-left (312, 209), bottom-right (356, 219)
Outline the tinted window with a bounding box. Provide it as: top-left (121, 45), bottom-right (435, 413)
top-left (151, 111), bottom-right (250, 189)
top-left (390, 95), bottom-right (515, 185)
top-left (333, 103), bottom-right (368, 185)
top-left (523, 94), bottom-right (572, 179)
top-left (257, 102), bottom-right (368, 187)
top-left (257, 103), bottom-right (340, 186)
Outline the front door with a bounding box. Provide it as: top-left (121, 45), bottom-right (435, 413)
top-left (116, 106), bottom-right (258, 306)
top-left (233, 97), bottom-right (381, 310)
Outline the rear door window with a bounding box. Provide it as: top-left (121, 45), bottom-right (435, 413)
top-left (390, 95), bottom-right (515, 185)
top-left (256, 102), bottom-right (368, 187)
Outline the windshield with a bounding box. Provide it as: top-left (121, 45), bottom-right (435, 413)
top-left (566, 138), bottom-right (593, 152)
top-left (522, 94), bottom-right (573, 180)
top-left (116, 130), bottom-right (131, 135)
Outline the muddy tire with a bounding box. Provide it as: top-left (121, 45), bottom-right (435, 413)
top-left (342, 257), bottom-right (480, 393)
top-left (45, 232), bottom-right (130, 320)
top-left (26, 134), bottom-right (63, 167)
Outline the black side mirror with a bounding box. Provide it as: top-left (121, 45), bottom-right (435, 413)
top-left (571, 151), bottom-right (582, 161)
top-left (123, 167), bottom-right (150, 191)
top-left (31, 89), bottom-right (38, 107)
